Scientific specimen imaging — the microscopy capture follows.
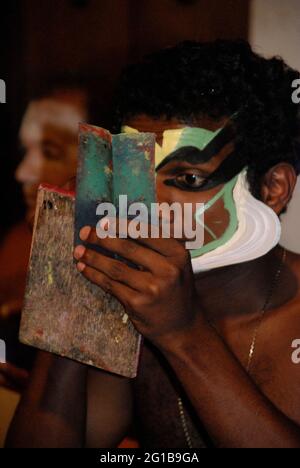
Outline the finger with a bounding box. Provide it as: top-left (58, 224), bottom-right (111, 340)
top-left (101, 217), bottom-right (186, 258)
top-left (79, 227), bottom-right (169, 274)
top-left (0, 363), bottom-right (29, 381)
top-left (0, 363), bottom-right (29, 390)
top-left (77, 263), bottom-right (139, 315)
top-left (0, 374), bottom-right (12, 390)
top-left (74, 245), bottom-right (153, 292)
top-left (127, 230), bottom-right (187, 260)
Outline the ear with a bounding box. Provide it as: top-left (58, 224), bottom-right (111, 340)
top-left (261, 163), bottom-right (297, 214)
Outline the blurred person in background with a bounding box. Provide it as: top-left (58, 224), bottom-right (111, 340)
top-left (0, 76), bottom-right (103, 392)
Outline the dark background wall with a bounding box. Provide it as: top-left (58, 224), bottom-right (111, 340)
top-left (0, 0), bottom-right (249, 232)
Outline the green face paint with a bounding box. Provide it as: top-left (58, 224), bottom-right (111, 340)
top-left (122, 125), bottom-right (223, 168)
top-left (191, 175), bottom-right (239, 258)
top-left (157, 126), bottom-right (240, 257)
top-left (172, 126), bottom-right (222, 152)
top-left (122, 122), bottom-right (241, 259)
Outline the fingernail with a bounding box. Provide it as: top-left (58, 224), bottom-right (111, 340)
top-left (76, 262), bottom-right (86, 272)
top-left (80, 226), bottom-right (91, 241)
top-left (74, 245), bottom-right (86, 260)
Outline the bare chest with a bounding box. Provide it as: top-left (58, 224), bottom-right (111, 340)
top-left (133, 341), bottom-right (211, 448)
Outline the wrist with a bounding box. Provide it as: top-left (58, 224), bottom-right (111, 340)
top-left (153, 312), bottom-right (209, 355)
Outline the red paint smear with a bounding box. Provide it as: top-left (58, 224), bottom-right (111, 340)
top-left (79, 122), bottom-right (112, 143)
top-left (39, 183), bottom-right (75, 199)
top-left (36, 329), bottom-right (44, 337)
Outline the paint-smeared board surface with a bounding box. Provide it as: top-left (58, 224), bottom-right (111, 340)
top-left (112, 132), bottom-right (156, 210)
top-left (75, 123), bottom-right (156, 271)
top-left (20, 186), bottom-right (142, 378)
top-left (75, 124), bottom-right (113, 247)
top-left (75, 123), bottom-right (156, 243)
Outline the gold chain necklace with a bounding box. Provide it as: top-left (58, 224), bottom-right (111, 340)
top-left (177, 248), bottom-right (287, 448)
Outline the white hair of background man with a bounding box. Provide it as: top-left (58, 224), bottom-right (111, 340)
top-left (250, 0), bottom-right (300, 253)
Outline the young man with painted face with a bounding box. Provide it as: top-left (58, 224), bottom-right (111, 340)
top-left (7, 40), bottom-right (300, 448)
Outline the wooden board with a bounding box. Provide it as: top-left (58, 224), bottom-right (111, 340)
top-left (19, 125), bottom-right (156, 378)
top-left (19, 187), bottom-right (142, 377)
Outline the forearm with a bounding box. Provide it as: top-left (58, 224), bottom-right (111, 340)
top-left (157, 315), bottom-right (300, 448)
top-left (6, 351), bottom-right (88, 448)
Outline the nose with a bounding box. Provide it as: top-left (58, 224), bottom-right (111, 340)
top-left (15, 151), bottom-right (43, 184)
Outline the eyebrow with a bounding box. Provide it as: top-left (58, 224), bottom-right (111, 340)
top-left (41, 138), bottom-right (71, 150)
top-left (157, 147), bottom-right (213, 173)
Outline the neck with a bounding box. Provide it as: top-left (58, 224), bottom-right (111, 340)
top-left (194, 245), bottom-right (289, 326)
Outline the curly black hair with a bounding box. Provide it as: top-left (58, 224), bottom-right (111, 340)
top-left (113, 39), bottom-right (300, 198)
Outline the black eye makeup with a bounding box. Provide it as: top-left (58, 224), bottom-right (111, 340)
top-left (161, 154), bottom-right (246, 192)
top-left (164, 170), bottom-right (208, 192)
top-left (154, 116), bottom-right (247, 193)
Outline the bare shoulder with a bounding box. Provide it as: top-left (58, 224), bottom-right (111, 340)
top-left (287, 249), bottom-right (300, 277)
top-left (263, 249), bottom-right (300, 339)
top-left (254, 248), bottom-right (300, 425)
top-left (280, 249), bottom-right (300, 325)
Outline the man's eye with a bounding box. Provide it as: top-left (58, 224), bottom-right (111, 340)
top-left (43, 146), bottom-right (63, 161)
top-left (174, 173), bottom-right (206, 190)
